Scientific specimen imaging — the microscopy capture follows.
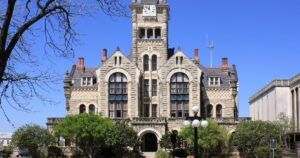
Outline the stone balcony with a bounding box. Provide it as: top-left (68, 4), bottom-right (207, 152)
top-left (130, 117), bottom-right (245, 125)
top-left (131, 117), bottom-right (167, 125)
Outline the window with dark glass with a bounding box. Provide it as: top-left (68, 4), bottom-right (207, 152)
top-left (139, 28), bottom-right (145, 39)
top-left (114, 56), bottom-right (117, 65)
top-left (89, 104), bottom-right (95, 114)
top-left (144, 55), bottom-right (149, 71)
top-left (79, 104), bottom-right (86, 114)
top-left (171, 101), bottom-right (188, 118)
top-left (119, 56), bottom-right (122, 65)
top-left (152, 55), bottom-right (157, 71)
top-left (152, 79), bottom-right (157, 96)
top-left (144, 79), bottom-right (149, 98)
top-left (108, 73), bottom-right (128, 118)
top-left (207, 104), bottom-right (213, 118)
top-left (216, 104), bottom-right (222, 119)
top-left (147, 28), bottom-right (153, 39)
top-left (144, 104), bottom-right (150, 117)
top-left (155, 28), bottom-right (161, 39)
top-left (170, 73), bottom-right (189, 118)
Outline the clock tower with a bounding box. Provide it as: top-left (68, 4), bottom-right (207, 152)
top-left (130, 0), bottom-right (169, 68)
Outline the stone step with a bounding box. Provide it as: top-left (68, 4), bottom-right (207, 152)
top-left (142, 152), bottom-right (156, 158)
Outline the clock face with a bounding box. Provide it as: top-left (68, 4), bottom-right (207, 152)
top-left (143, 5), bottom-right (156, 17)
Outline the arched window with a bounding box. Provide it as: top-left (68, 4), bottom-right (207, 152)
top-left (170, 73), bottom-right (189, 118)
top-left (89, 104), bottom-right (95, 114)
top-left (207, 104), bottom-right (213, 118)
top-left (108, 73), bottom-right (128, 118)
top-left (152, 55), bottom-right (157, 71)
top-left (216, 104), bottom-right (222, 119)
top-left (79, 104), bottom-right (86, 114)
top-left (144, 55), bottom-right (149, 71)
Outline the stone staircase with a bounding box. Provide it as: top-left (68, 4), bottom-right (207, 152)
top-left (142, 152), bottom-right (156, 158)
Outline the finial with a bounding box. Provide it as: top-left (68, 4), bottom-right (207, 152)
top-left (177, 47), bottom-right (182, 51)
top-left (116, 46), bottom-right (120, 51)
top-left (66, 70), bottom-right (69, 76)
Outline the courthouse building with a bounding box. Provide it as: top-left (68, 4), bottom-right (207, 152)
top-left (249, 74), bottom-right (300, 149)
top-left (48, 0), bottom-right (239, 153)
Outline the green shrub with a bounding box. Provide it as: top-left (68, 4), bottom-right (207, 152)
top-left (155, 150), bottom-right (170, 158)
top-left (172, 148), bottom-right (188, 158)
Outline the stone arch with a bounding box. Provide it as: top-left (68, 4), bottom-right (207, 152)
top-left (104, 68), bottom-right (132, 83)
top-left (79, 104), bottom-right (86, 114)
top-left (138, 128), bottom-right (162, 152)
top-left (140, 50), bottom-right (161, 58)
top-left (138, 128), bottom-right (162, 140)
top-left (216, 104), bottom-right (223, 119)
top-left (166, 68), bottom-right (194, 82)
top-left (228, 129), bottom-right (236, 135)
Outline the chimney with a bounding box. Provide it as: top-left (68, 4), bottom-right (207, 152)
top-left (102, 49), bottom-right (108, 64)
top-left (194, 48), bottom-right (199, 63)
top-left (77, 57), bottom-right (85, 68)
top-left (222, 57), bottom-right (229, 71)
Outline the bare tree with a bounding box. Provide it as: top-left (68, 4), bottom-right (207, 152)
top-left (0, 0), bottom-right (129, 123)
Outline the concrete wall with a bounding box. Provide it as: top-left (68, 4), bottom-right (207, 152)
top-left (250, 87), bottom-right (290, 121)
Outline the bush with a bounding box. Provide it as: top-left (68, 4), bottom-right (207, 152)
top-left (231, 120), bottom-right (281, 158)
top-left (156, 150), bottom-right (170, 158)
top-left (172, 148), bottom-right (188, 158)
top-left (180, 119), bottom-right (228, 157)
top-left (0, 146), bottom-right (13, 158)
top-left (47, 146), bottom-right (65, 158)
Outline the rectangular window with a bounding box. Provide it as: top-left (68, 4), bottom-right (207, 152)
top-left (152, 79), bottom-right (157, 96)
top-left (152, 104), bottom-right (157, 118)
top-left (122, 83), bottom-right (127, 94)
top-left (144, 79), bottom-right (149, 97)
top-left (209, 77), bottom-right (220, 86)
top-left (147, 28), bottom-right (153, 39)
top-left (144, 104), bottom-right (150, 117)
top-left (82, 77), bottom-right (92, 86)
top-left (109, 102), bottom-right (127, 119)
top-left (114, 57), bottom-right (117, 65)
top-left (116, 83), bottom-right (122, 94)
top-left (109, 83), bottom-right (115, 94)
top-left (139, 28), bottom-right (145, 39)
top-left (183, 84), bottom-right (189, 94)
top-left (171, 102), bottom-right (176, 118)
top-left (171, 83), bottom-right (176, 94)
top-left (155, 28), bottom-right (161, 39)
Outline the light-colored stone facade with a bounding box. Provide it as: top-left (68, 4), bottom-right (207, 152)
top-left (48, 0), bottom-right (239, 154)
top-left (249, 74), bottom-right (300, 131)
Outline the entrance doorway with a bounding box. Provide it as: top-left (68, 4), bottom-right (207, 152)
top-left (141, 133), bottom-right (158, 152)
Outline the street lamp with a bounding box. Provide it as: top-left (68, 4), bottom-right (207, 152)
top-left (183, 106), bottom-right (208, 158)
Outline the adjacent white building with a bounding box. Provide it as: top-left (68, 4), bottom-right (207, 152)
top-left (249, 74), bottom-right (300, 131)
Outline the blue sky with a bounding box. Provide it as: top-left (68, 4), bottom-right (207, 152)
top-left (1, 0), bottom-right (300, 132)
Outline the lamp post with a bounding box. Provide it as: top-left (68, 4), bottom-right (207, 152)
top-left (183, 106), bottom-right (208, 158)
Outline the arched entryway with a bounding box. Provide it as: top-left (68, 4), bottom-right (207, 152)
top-left (141, 133), bottom-right (158, 152)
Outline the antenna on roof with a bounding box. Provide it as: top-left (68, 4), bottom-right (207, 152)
top-left (71, 48), bottom-right (75, 64)
top-left (206, 35), bottom-right (215, 68)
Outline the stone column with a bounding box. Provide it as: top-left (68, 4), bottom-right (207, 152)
top-left (149, 55), bottom-right (152, 117)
